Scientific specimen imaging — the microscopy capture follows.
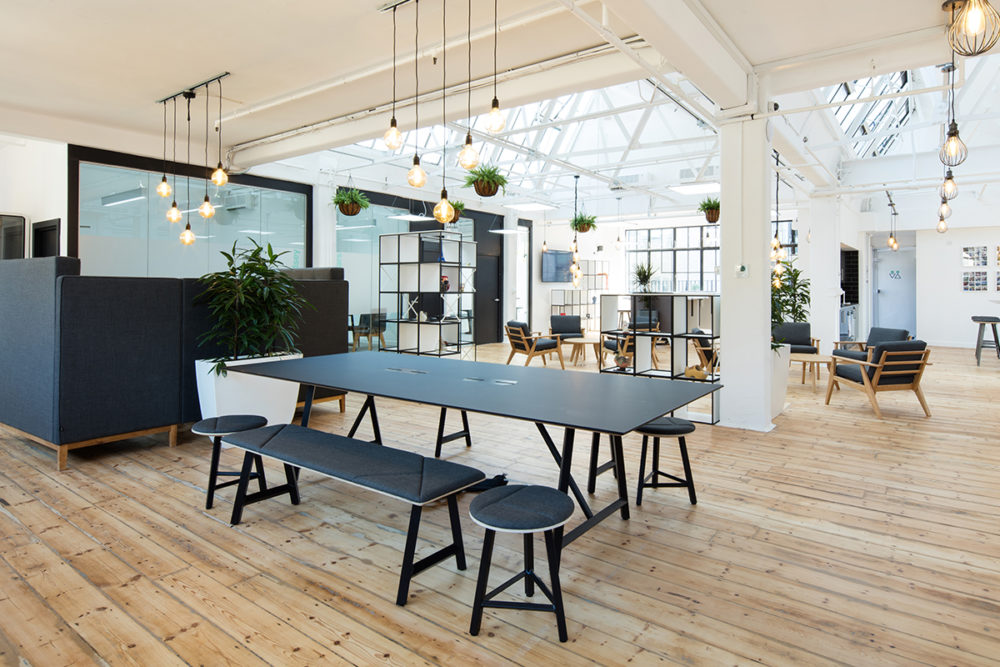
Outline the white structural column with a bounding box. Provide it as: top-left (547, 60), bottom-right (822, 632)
top-left (799, 199), bottom-right (841, 354)
top-left (719, 119), bottom-right (774, 431)
top-left (502, 212), bottom-right (520, 327)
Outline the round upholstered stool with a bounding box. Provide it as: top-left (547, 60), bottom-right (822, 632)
top-left (635, 416), bottom-right (697, 506)
top-left (469, 485), bottom-right (575, 643)
top-left (972, 316), bottom-right (1000, 366)
top-left (191, 415), bottom-right (268, 510)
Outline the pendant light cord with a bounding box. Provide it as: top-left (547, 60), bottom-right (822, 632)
top-left (573, 174), bottom-right (579, 216)
top-left (774, 151), bottom-right (780, 223)
top-left (467, 0), bottom-right (472, 123)
top-left (205, 90), bottom-right (210, 193)
top-left (217, 78), bottom-right (224, 166)
top-left (392, 6), bottom-right (397, 119)
top-left (493, 0), bottom-right (498, 98)
top-left (442, 0), bottom-right (447, 188)
top-left (172, 99), bottom-right (177, 188)
top-left (186, 95), bottom-right (192, 212)
top-left (161, 102), bottom-right (168, 175)
top-left (414, 0), bottom-right (420, 158)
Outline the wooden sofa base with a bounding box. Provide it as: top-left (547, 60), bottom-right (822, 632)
top-left (0, 423), bottom-right (178, 471)
top-left (297, 393), bottom-right (346, 413)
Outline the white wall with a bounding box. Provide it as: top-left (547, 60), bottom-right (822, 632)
top-left (915, 225), bottom-right (1000, 347)
top-left (0, 134), bottom-right (68, 255)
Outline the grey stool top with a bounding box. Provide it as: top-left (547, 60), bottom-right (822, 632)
top-left (636, 416), bottom-right (695, 437)
top-left (192, 415), bottom-right (268, 437)
top-left (470, 484), bottom-right (575, 533)
top-left (972, 316), bottom-right (1000, 323)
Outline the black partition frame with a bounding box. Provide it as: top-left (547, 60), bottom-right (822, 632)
top-left (66, 145), bottom-right (313, 263)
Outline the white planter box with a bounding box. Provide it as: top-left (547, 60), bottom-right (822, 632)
top-left (195, 354), bottom-right (302, 426)
top-left (770, 344), bottom-right (790, 420)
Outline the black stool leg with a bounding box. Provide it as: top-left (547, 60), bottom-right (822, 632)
top-left (652, 437), bottom-right (661, 482)
top-left (993, 323), bottom-right (1000, 359)
top-left (206, 435), bottom-right (223, 510)
top-left (976, 322), bottom-right (986, 365)
top-left (544, 527), bottom-right (568, 643)
top-left (524, 534), bottom-right (535, 597)
top-left (447, 494), bottom-right (467, 571)
top-left (253, 455), bottom-right (268, 493)
top-left (229, 452), bottom-right (258, 525)
top-left (470, 529), bottom-right (496, 636)
top-left (678, 436), bottom-right (697, 505)
top-left (636, 435), bottom-right (649, 506)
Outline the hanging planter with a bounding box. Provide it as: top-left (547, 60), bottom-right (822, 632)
top-left (699, 197), bottom-right (720, 223)
top-left (464, 164), bottom-right (507, 198)
top-left (570, 213), bottom-right (597, 233)
top-left (332, 187), bottom-right (370, 217)
top-left (449, 200), bottom-right (466, 223)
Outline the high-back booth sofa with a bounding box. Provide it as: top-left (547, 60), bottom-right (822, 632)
top-left (0, 257), bottom-right (348, 469)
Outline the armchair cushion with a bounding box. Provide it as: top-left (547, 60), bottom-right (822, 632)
top-left (506, 320), bottom-right (530, 339)
top-left (772, 322), bottom-right (812, 346)
top-left (869, 340), bottom-right (927, 385)
top-left (866, 327), bottom-right (909, 347)
top-left (550, 315), bottom-right (583, 339)
top-left (534, 338), bottom-right (559, 352)
top-left (835, 362), bottom-right (868, 384)
top-left (789, 344), bottom-right (819, 354)
top-left (833, 348), bottom-right (867, 362)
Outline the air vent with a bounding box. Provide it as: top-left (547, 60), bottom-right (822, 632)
top-left (678, 165), bottom-right (719, 181)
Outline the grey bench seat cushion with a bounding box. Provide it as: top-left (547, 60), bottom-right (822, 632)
top-left (192, 414), bottom-right (268, 437)
top-left (470, 484), bottom-right (575, 532)
top-left (223, 424), bottom-right (485, 505)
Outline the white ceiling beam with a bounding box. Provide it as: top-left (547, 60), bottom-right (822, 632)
top-left (833, 143), bottom-right (1000, 193)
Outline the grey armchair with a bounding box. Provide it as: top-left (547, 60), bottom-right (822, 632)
top-left (825, 340), bottom-right (930, 418)
top-left (771, 321), bottom-right (819, 354)
top-left (833, 327), bottom-right (909, 362)
top-left (550, 315), bottom-right (584, 341)
top-left (505, 321), bottom-right (565, 369)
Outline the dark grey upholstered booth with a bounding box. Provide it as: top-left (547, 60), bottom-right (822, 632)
top-left (833, 327), bottom-right (909, 362)
top-left (0, 258), bottom-right (349, 469)
top-left (771, 321), bottom-right (818, 354)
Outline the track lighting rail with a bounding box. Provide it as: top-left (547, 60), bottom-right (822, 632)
top-left (155, 72), bottom-right (231, 105)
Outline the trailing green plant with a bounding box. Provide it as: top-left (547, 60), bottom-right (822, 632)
top-left (449, 200), bottom-right (466, 215)
top-left (463, 164), bottom-right (508, 193)
top-left (570, 212), bottom-right (597, 233)
top-left (332, 187), bottom-right (370, 208)
top-left (698, 197), bottom-right (720, 213)
top-left (197, 239), bottom-right (309, 376)
top-left (633, 262), bottom-right (656, 293)
top-left (770, 258), bottom-right (810, 330)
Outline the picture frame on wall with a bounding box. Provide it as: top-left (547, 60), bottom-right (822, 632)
top-left (962, 246), bottom-right (988, 267)
top-left (963, 271), bottom-right (988, 292)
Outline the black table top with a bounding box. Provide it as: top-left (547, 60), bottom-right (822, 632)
top-left (233, 352), bottom-right (721, 436)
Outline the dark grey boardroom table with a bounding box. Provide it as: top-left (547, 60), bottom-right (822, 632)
top-left (234, 351), bottom-right (720, 545)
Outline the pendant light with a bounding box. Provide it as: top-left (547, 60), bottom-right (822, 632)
top-left (940, 54), bottom-right (968, 166)
top-left (433, 0), bottom-right (455, 224)
top-left (940, 168), bottom-right (959, 200)
top-left (198, 89), bottom-right (215, 219)
top-left (384, 5), bottom-right (404, 150)
top-left (570, 175), bottom-right (580, 268)
top-left (156, 102), bottom-right (172, 198)
top-left (485, 0), bottom-right (506, 133)
top-left (211, 78), bottom-right (228, 187)
top-left (180, 91), bottom-right (196, 245)
top-left (771, 152), bottom-right (787, 262)
top-left (458, 0), bottom-right (480, 170)
top-left (946, 0), bottom-right (1000, 57)
top-left (937, 215), bottom-right (949, 233)
top-left (407, 0), bottom-right (428, 188)
top-left (938, 196), bottom-right (953, 219)
top-left (166, 99), bottom-right (182, 223)
top-left (886, 193), bottom-right (898, 251)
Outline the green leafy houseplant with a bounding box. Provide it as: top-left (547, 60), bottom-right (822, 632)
top-left (197, 239), bottom-right (308, 375)
top-left (633, 262), bottom-right (656, 293)
top-left (332, 187), bottom-right (370, 216)
top-left (771, 258), bottom-right (810, 330)
top-left (449, 199), bottom-right (465, 223)
top-left (464, 164), bottom-right (507, 197)
top-left (570, 213), bottom-right (597, 233)
top-left (699, 196), bottom-right (720, 223)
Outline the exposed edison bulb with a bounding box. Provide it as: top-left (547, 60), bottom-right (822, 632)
top-left (407, 155), bottom-right (427, 188)
top-left (938, 198), bottom-right (952, 219)
top-left (541, 239), bottom-right (548, 253)
top-left (198, 195), bottom-right (215, 219)
top-left (572, 275), bottom-right (580, 288)
top-left (965, 1), bottom-right (987, 34)
top-left (887, 234), bottom-right (896, 248)
top-left (940, 122), bottom-right (968, 167)
top-left (770, 234), bottom-right (781, 249)
top-left (940, 170), bottom-right (958, 200)
top-left (179, 223), bottom-right (195, 246)
top-left (211, 162), bottom-right (228, 187)
top-left (572, 250), bottom-right (579, 263)
top-left (384, 117), bottom-right (403, 150)
top-left (458, 134), bottom-right (480, 170)
top-left (156, 175), bottom-right (172, 198)
top-left (891, 238), bottom-right (899, 251)
top-left (433, 189), bottom-right (454, 224)
top-left (167, 201), bottom-right (182, 223)
top-left (937, 216), bottom-right (949, 233)
top-left (486, 97), bottom-right (506, 133)
top-left (778, 247), bottom-right (788, 261)
top-left (773, 262), bottom-right (785, 275)
top-left (772, 276), bottom-right (782, 288)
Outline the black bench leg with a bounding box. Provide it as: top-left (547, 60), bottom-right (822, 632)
top-left (229, 452), bottom-right (258, 525)
top-left (544, 527), bottom-right (568, 643)
top-left (435, 408), bottom-right (448, 458)
top-left (637, 435), bottom-right (649, 506)
top-left (347, 395), bottom-right (383, 444)
top-left (206, 436), bottom-right (223, 510)
top-left (283, 463), bottom-right (300, 505)
top-left (397, 505), bottom-right (423, 606)
top-left (447, 494), bottom-right (467, 571)
top-left (524, 534), bottom-right (535, 597)
top-left (470, 528), bottom-right (496, 636)
top-left (253, 455), bottom-right (268, 493)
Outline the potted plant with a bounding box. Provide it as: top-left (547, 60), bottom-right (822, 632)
top-left (464, 164), bottom-right (507, 197)
top-left (770, 258), bottom-right (810, 419)
top-left (195, 239), bottom-right (309, 425)
top-left (449, 200), bottom-right (466, 223)
top-left (699, 197), bottom-right (720, 223)
top-left (633, 262), bottom-right (656, 293)
top-left (333, 187), bottom-right (370, 216)
top-left (570, 212), bottom-right (597, 233)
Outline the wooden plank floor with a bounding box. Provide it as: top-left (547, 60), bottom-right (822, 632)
top-left (1, 344), bottom-right (999, 665)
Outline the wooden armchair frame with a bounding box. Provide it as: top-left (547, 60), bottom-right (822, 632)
top-left (692, 337), bottom-right (719, 374)
top-left (825, 346), bottom-right (931, 418)
top-left (505, 324), bottom-right (565, 369)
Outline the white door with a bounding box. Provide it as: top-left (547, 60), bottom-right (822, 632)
top-left (872, 247), bottom-right (916, 336)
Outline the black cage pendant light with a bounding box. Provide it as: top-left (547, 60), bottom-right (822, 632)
top-left (384, 5), bottom-right (404, 150)
top-left (180, 91), bottom-right (196, 245)
top-left (198, 90), bottom-right (216, 219)
top-left (433, 0), bottom-right (455, 224)
top-left (167, 99), bottom-right (182, 223)
top-left (940, 52), bottom-right (968, 167)
top-left (407, 0), bottom-right (428, 188)
top-left (211, 78), bottom-right (228, 186)
top-left (458, 0), bottom-right (480, 169)
top-left (156, 102), bottom-right (172, 198)
top-left (945, 0), bottom-right (1000, 57)
top-left (941, 168), bottom-right (959, 200)
top-left (485, 0), bottom-right (505, 133)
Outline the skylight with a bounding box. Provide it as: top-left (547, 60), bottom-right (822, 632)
top-left (826, 71), bottom-right (913, 158)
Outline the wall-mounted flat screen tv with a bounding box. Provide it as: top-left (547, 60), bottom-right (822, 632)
top-left (541, 250), bottom-right (573, 282)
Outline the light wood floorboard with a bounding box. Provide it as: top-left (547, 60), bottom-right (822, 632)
top-left (1, 344), bottom-right (998, 665)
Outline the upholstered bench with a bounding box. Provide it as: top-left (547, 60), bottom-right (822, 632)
top-left (221, 423), bottom-right (486, 606)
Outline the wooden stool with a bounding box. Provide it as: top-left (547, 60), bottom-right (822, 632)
top-left (635, 416), bottom-right (697, 506)
top-left (469, 485), bottom-right (575, 643)
top-left (972, 316), bottom-right (1000, 366)
top-left (191, 415), bottom-right (268, 510)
